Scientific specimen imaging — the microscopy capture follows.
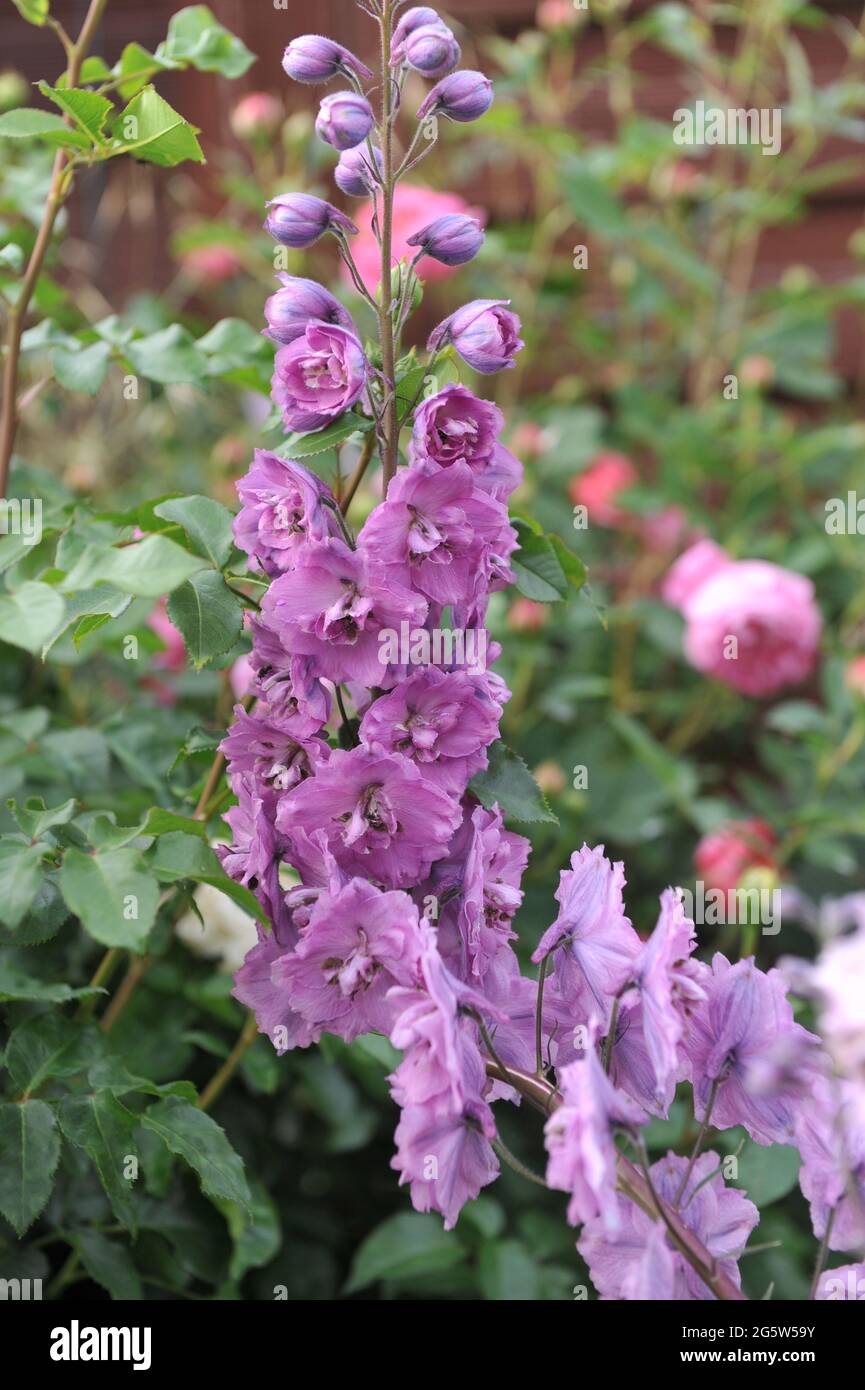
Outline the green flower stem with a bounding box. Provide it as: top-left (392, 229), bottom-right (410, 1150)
top-left (197, 1012), bottom-right (259, 1112)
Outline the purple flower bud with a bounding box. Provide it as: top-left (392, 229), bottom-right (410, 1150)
top-left (392, 7), bottom-right (442, 52)
top-left (428, 299), bottom-right (524, 373)
top-left (315, 90), bottom-right (375, 151)
top-left (263, 275), bottom-right (355, 345)
top-left (334, 144), bottom-right (383, 197)
top-left (264, 194), bottom-right (358, 248)
top-left (283, 35), bottom-right (373, 85)
top-left (403, 24), bottom-right (461, 78)
top-left (417, 70), bottom-right (493, 124)
top-left (407, 214), bottom-right (484, 266)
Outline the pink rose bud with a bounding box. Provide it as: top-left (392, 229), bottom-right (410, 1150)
top-left (845, 655), bottom-right (865, 698)
top-left (694, 820), bottom-right (777, 896)
top-left (230, 92), bottom-right (283, 141)
top-left (568, 451), bottom-right (637, 528)
top-left (181, 245), bottom-right (242, 284)
top-left (507, 598), bottom-right (550, 632)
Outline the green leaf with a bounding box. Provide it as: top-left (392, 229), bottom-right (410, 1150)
top-left (147, 833), bottom-right (267, 922)
top-left (216, 1177), bottom-right (281, 1282)
top-left (52, 339), bottom-right (112, 395)
top-left (154, 494), bottom-right (235, 569)
top-left (72, 1229), bottom-right (142, 1300)
top-left (158, 5), bottom-right (255, 78)
top-left (140, 1096), bottom-right (251, 1207)
top-left (59, 845), bottom-right (160, 949)
top-left (547, 533), bottom-right (587, 593)
top-left (0, 838), bottom-right (46, 928)
top-left (12, 0), bottom-right (50, 25)
top-left (278, 414), bottom-right (375, 460)
top-left (478, 1239), bottom-right (541, 1300)
top-left (124, 323), bottom-right (205, 384)
top-left (4, 1014), bottom-right (100, 1094)
top-left (111, 86), bottom-right (204, 167)
top-left (0, 243), bottom-right (25, 272)
top-left (470, 742), bottom-right (558, 825)
top-left (0, 1100), bottom-right (60, 1235)
top-left (0, 581), bottom-right (66, 653)
top-left (0, 962), bottom-right (96, 1004)
top-left (345, 1212), bottom-right (465, 1293)
top-left (38, 83), bottom-right (113, 145)
top-left (58, 1092), bottom-right (140, 1233)
top-left (59, 534), bottom-right (206, 597)
top-left (113, 41), bottom-right (177, 101)
top-left (167, 571), bottom-right (244, 669)
top-left (511, 520), bottom-right (571, 602)
top-left (7, 796), bottom-right (76, 839)
top-left (731, 1138), bottom-right (802, 1208)
top-left (0, 108), bottom-right (89, 149)
top-left (43, 584), bottom-right (131, 656)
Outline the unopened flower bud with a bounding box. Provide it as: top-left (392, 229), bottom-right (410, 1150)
top-left (263, 275), bottom-right (354, 345)
top-left (334, 144), bottom-right (383, 197)
top-left (230, 92), bottom-right (282, 141)
top-left (315, 90), bottom-right (375, 151)
top-left (417, 69), bottom-right (494, 124)
top-left (264, 193), bottom-right (358, 248)
top-left (403, 24), bottom-right (461, 78)
top-left (283, 35), bottom-right (372, 85)
top-left (407, 213), bottom-right (484, 266)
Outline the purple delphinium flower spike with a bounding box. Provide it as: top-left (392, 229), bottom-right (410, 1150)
top-left (682, 953), bottom-right (820, 1145)
top-left (578, 1151), bottom-right (759, 1301)
top-left (532, 844), bottom-right (641, 1021)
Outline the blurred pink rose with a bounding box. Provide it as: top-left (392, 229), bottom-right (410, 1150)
top-left (507, 597), bottom-right (550, 632)
top-left (536, 0), bottom-right (579, 31)
top-left (695, 820), bottom-right (777, 896)
top-left (231, 92), bottom-right (283, 141)
top-left (663, 541), bottom-right (822, 697)
top-left (181, 245), bottom-right (243, 285)
top-left (346, 185), bottom-right (486, 293)
top-left (846, 655), bottom-right (865, 698)
top-left (148, 600), bottom-right (186, 674)
top-left (638, 504), bottom-right (693, 554)
top-left (568, 451), bottom-right (637, 527)
top-left (229, 654), bottom-right (254, 699)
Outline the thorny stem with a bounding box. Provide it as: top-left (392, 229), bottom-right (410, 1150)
top-left (0, 0), bottom-right (111, 498)
top-left (483, 1059), bottom-right (747, 1302)
top-left (377, 2), bottom-right (400, 492)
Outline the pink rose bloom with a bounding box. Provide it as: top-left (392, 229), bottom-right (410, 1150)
top-left (568, 451), bottom-right (637, 527)
top-left (845, 654), bottom-right (865, 698)
top-left (181, 245), bottom-right (243, 284)
top-left (346, 184), bottom-right (486, 293)
top-left (230, 92), bottom-right (282, 141)
top-left (663, 541), bottom-right (822, 696)
top-left (694, 819), bottom-right (777, 896)
top-left (148, 600), bottom-right (186, 673)
top-left (507, 598), bottom-right (549, 632)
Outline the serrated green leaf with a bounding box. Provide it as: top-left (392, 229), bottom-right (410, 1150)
top-left (470, 742), bottom-right (558, 825)
top-left (72, 1229), bottom-right (142, 1300)
top-left (124, 323), bottom-right (205, 384)
top-left (141, 1096), bottom-right (251, 1207)
top-left (4, 1014), bottom-right (101, 1094)
top-left (52, 339), bottom-right (112, 395)
top-left (38, 83), bottom-right (113, 145)
top-left (167, 571), bottom-right (244, 669)
top-left (345, 1212), bottom-right (465, 1293)
top-left (113, 41), bottom-right (177, 101)
top-left (110, 86), bottom-right (204, 167)
top-left (0, 961), bottom-right (97, 1004)
top-left (59, 534), bottom-right (206, 597)
top-left (0, 108), bottom-right (89, 148)
top-left (277, 414), bottom-right (375, 460)
top-left (59, 845), bottom-right (160, 948)
top-left (0, 838), bottom-right (46, 928)
top-left (0, 1100), bottom-right (60, 1235)
top-left (154, 494), bottom-right (235, 568)
top-left (0, 581), bottom-right (65, 653)
top-left (146, 833), bottom-right (267, 922)
top-left (59, 1092), bottom-right (140, 1233)
top-left (158, 5), bottom-right (255, 78)
top-left (12, 0), bottom-right (50, 25)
